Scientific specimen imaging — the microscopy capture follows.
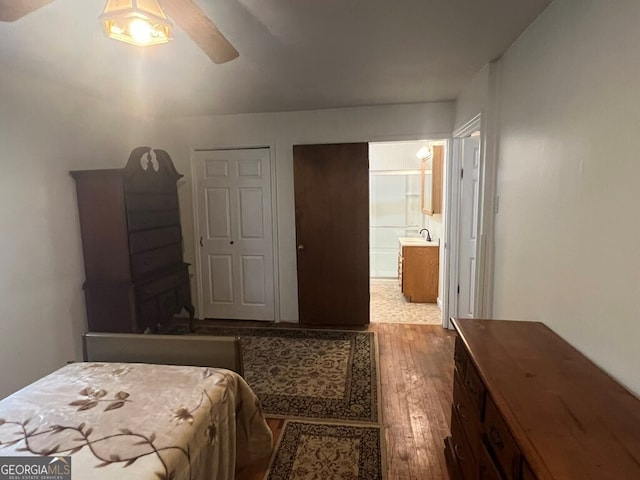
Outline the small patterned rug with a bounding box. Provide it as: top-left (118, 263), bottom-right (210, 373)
top-left (265, 421), bottom-right (386, 480)
top-left (172, 326), bottom-right (380, 423)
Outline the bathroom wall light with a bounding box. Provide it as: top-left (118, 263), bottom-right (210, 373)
top-left (416, 146), bottom-right (432, 160)
top-left (100, 0), bottom-right (172, 47)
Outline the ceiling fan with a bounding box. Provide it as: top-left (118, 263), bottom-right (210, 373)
top-left (0, 0), bottom-right (239, 64)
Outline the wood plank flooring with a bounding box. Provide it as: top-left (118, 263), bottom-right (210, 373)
top-left (210, 321), bottom-right (456, 480)
top-left (376, 323), bottom-right (455, 479)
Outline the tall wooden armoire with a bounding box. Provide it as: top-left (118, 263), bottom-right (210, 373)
top-left (71, 147), bottom-right (194, 333)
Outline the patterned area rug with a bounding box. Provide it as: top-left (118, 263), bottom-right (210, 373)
top-left (265, 421), bottom-right (386, 480)
top-left (173, 326), bottom-right (380, 423)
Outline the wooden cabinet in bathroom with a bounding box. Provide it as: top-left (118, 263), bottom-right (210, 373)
top-left (398, 239), bottom-right (439, 303)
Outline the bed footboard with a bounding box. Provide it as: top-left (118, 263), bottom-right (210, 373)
top-left (82, 332), bottom-right (244, 375)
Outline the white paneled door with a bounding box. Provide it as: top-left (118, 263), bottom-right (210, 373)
top-left (457, 135), bottom-right (481, 318)
top-left (193, 148), bottom-right (275, 320)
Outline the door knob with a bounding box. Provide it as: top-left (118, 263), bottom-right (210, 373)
top-left (297, 244), bottom-right (305, 251)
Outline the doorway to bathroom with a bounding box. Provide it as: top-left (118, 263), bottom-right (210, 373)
top-left (369, 140), bottom-right (447, 325)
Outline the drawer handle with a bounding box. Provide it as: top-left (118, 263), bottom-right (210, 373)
top-left (455, 403), bottom-right (468, 420)
top-left (454, 443), bottom-right (466, 463)
top-left (488, 427), bottom-right (504, 450)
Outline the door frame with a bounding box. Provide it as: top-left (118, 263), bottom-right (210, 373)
top-left (367, 133), bottom-right (452, 328)
top-left (444, 114), bottom-right (494, 328)
top-left (189, 144), bottom-right (280, 321)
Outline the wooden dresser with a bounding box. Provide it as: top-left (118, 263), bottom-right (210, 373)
top-left (446, 318), bottom-right (640, 480)
top-left (71, 147), bottom-right (194, 333)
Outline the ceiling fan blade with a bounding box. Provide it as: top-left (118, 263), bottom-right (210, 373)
top-left (159, 0), bottom-right (239, 64)
top-left (0, 0), bottom-right (55, 22)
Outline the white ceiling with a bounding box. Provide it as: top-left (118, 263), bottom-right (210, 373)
top-left (0, 0), bottom-right (551, 117)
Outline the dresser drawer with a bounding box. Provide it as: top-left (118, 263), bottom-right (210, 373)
top-left (451, 405), bottom-right (479, 480)
top-left (125, 173), bottom-right (176, 194)
top-left (126, 192), bottom-right (178, 211)
top-left (479, 441), bottom-right (505, 480)
top-left (464, 358), bottom-right (486, 417)
top-left (129, 226), bottom-right (182, 253)
top-left (127, 209), bottom-right (180, 231)
top-left (136, 268), bottom-right (189, 301)
top-left (131, 244), bottom-right (182, 278)
top-left (454, 336), bottom-right (468, 378)
top-left (453, 371), bottom-right (483, 461)
top-left (454, 336), bottom-right (486, 417)
top-left (484, 396), bottom-right (521, 480)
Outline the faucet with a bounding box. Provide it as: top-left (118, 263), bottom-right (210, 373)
top-left (419, 228), bottom-right (432, 242)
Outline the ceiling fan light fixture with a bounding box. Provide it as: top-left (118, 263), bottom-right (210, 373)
top-left (100, 0), bottom-right (172, 47)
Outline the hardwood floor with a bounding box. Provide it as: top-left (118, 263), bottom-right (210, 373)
top-left (209, 320), bottom-right (456, 480)
top-left (375, 323), bottom-right (455, 480)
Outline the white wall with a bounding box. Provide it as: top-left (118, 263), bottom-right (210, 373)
top-left (0, 68), bottom-right (154, 399)
top-left (492, 0), bottom-right (640, 394)
top-left (454, 64), bottom-right (491, 133)
top-left (156, 102), bottom-right (454, 321)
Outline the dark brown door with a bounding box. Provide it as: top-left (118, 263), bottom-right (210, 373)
top-left (293, 143), bottom-right (369, 325)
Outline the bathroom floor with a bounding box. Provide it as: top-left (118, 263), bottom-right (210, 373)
top-left (370, 278), bottom-right (442, 325)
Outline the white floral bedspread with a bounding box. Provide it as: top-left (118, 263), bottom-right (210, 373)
top-left (0, 362), bottom-right (272, 480)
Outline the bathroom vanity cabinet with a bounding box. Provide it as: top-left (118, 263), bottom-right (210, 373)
top-left (397, 238), bottom-right (439, 303)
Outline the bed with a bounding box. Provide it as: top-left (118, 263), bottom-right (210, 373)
top-left (0, 339), bottom-right (272, 480)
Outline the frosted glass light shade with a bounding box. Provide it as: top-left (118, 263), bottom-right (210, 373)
top-left (100, 0), bottom-right (172, 47)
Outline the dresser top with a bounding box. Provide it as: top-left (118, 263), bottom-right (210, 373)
top-left (452, 318), bottom-right (640, 480)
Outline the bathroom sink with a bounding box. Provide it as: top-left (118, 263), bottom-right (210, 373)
top-left (398, 237), bottom-right (439, 247)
